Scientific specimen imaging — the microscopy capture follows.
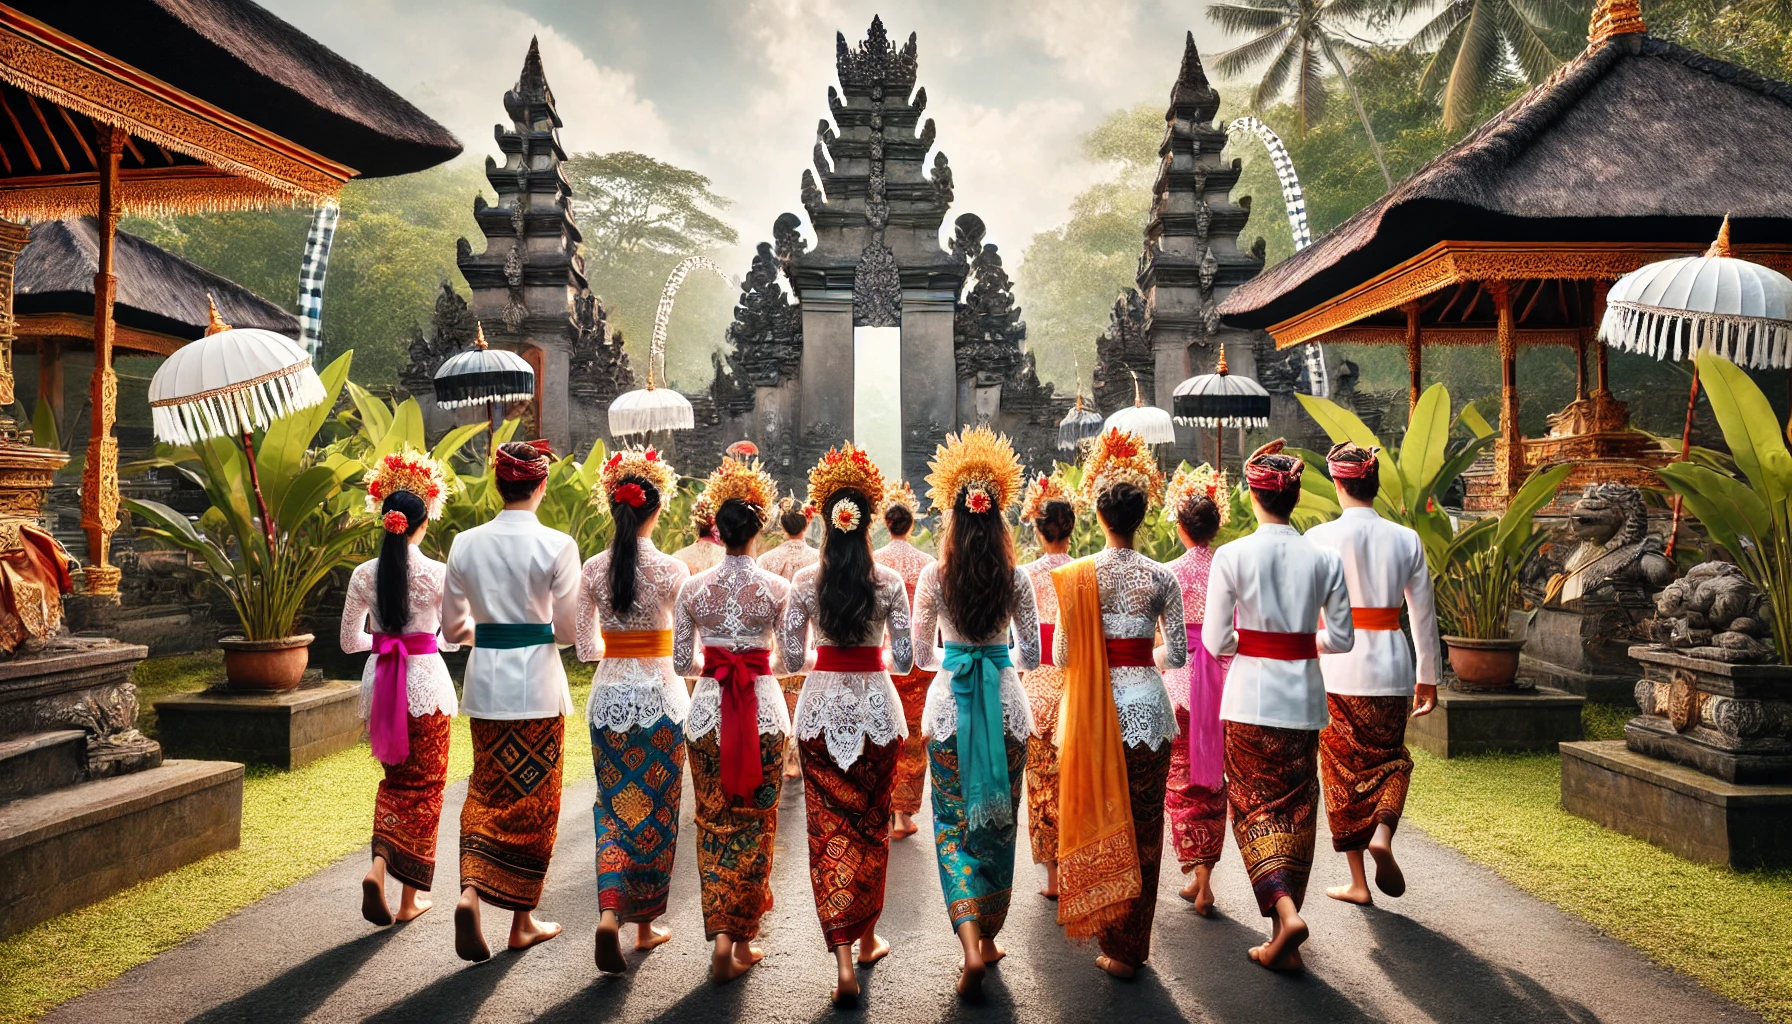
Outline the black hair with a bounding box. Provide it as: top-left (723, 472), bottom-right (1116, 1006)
top-left (1035, 500), bottom-right (1076, 544)
top-left (817, 488), bottom-right (877, 644)
top-left (1252, 482), bottom-right (1302, 519)
top-left (1095, 482), bottom-right (1147, 540)
top-left (1177, 494), bottom-right (1222, 545)
top-left (940, 489), bottom-right (1016, 642)
top-left (495, 441), bottom-right (549, 503)
top-left (715, 498), bottom-right (763, 550)
top-left (780, 507), bottom-right (810, 537)
top-left (884, 503), bottom-right (914, 538)
top-left (606, 476), bottom-right (661, 614)
top-left (1336, 462), bottom-right (1380, 504)
top-left (375, 490), bottom-right (428, 635)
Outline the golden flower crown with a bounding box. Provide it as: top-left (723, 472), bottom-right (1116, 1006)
top-left (703, 456), bottom-right (777, 521)
top-left (807, 441), bottom-right (886, 529)
top-left (1019, 470), bottom-right (1081, 523)
top-left (926, 424), bottom-right (1023, 517)
top-left (364, 447), bottom-right (450, 520)
top-left (1165, 463), bottom-right (1231, 528)
top-left (597, 445), bottom-right (676, 507)
top-left (689, 492), bottom-right (715, 533)
top-left (1080, 427), bottom-right (1165, 508)
top-left (883, 479), bottom-right (920, 518)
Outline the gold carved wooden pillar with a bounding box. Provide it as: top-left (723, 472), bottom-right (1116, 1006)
top-left (1591, 279), bottom-right (1611, 399)
top-left (0, 219), bottom-right (26, 434)
top-left (1402, 301), bottom-right (1422, 415)
top-left (1492, 280), bottom-right (1523, 495)
top-left (80, 125), bottom-right (125, 597)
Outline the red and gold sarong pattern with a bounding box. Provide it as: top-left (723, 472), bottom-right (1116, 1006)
top-left (1319, 693), bottom-right (1413, 852)
top-left (1166, 706), bottom-right (1227, 869)
top-left (460, 716), bottom-right (565, 911)
top-left (1095, 741), bottom-right (1173, 968)
top-left (1225, 720), bottom-right (1318, 918)
top-left (371, 711), bottom-right (452, 890)
top-left (890, 665), bottom-right (936, 814)
top-left (1022, 661), bottom-right (1064, 864)
top-left (690, 729), bottom-right (786, 940)
top-left (800, 735), bottom-right (900, 949)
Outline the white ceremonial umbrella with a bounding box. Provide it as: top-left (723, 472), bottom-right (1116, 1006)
top-left (148, 297), bottom-right (327, 548)
top-left (1104, 368), bottom-right (1177, 446)
top-left (1172, 344), bottom-right (1271, 468)
top-left (609, 256), bottom-right (729, 437)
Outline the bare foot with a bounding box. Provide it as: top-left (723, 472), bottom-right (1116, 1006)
top-left (595, 916), bottom-right (626, 974)
top-left (635, 922), bottom-right (672, 951)
top-left (1248, 919), bottom-right (1309, 971)
top-left (1326, 882), bottom-right (1373, 906)
top-left (979, 938), bottom-right (1005, 964)
top-left (362, 875), bottom-right (393, 927)
top-left (454, 891), bottom-right (491, 963)
top-left (1096, 954), bottom-right (1136, 979)
top-left (1368, 838), bottom-right (1406, 898)
top-left (395, 888), bottom-right (432, 922)
top-left (856, 932), bottom-right (891, 966)
top-left (1178, 865), bottom-right (1215, 916)
top-left (508, 913), bottom-right (560, 951)
top-left (891, 812), bottom-right (919, 839)
top-left (712, 941), bottom-right (758, 984)
top-left (957, 958), bottom-right (986, 999)
top-left (833, 958), bottom-right (860, 1007)
top-left (733, 942), bottom-right (765, 967)
top-left (1040, 860), bottom-right (1060, 899)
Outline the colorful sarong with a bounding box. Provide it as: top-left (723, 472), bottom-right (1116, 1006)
top-left (690, 728), bottom-right (786, 940)
top-left (1167, 706), bottom-right (1227, 869)
top-left (890, 665), bottom-right (935, 814)
top-left (1319, 693), bottom-right (1413, 852)
top-left (1022, 662), bottom-right (1064, 864)
top-left (800, 735), bottom-right (900, 949)
top-left (1096, 741), bottom-right (1173, 968)
top-left (592, 718), bottom-right (686, 922)
top-left (930, 733), bottom-right (1028, 935)
top-left (1225, 721), bottom-right (1318, 918)
top-left (460, 716), bottom-right (565, 911)
top-left (372, 711), bottom-right (452, 890)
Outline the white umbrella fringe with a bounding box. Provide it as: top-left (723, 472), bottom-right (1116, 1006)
top-left (151, 364), bottom-right (326, 447)
top-left (1603, 301), bottom-right (1792, 369)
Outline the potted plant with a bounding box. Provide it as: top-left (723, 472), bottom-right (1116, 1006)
top-left (1434, 464), bottom-right (1575, 689)
top-left (126, 353), bottom-right (372, 690)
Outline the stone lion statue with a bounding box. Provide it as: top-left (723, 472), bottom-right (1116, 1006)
top-left (0, 518), bottom-right (74, 655)
top-left (1651, 561), bottom-right (1776, 663)
top-left (1544, 483), bottom-right (1675, 607)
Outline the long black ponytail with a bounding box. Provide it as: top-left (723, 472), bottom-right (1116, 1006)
top-left (375, 490), bottom-right (428, 634)
top-left (607, 476), bottom-right (661, 615)
top-left (817, 488), bottom-right (877, 644)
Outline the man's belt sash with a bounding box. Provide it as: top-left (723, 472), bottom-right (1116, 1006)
top-left (814, 645), bottom-right (885, 673)
top-left (1039, 623), bottom-right (1055, 666)
top-left (474, 622), bottom-right (555, 649)
top-left (1236, 628), bottom-right (1319, 660)
top-left (601, 629), bottom-right (674, 658)
top-left (1104, 637), bottom-right (1155, 668)
top-left (702, 645), bottom-right (773, 798)
top-left (1353, 606), bottom-right (1402, 630)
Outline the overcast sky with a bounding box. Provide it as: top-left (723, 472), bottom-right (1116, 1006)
top-left (260, 0), bottom-right (1264, 270)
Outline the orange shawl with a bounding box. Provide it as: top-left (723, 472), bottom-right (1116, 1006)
top-left (1050, 557), bottom-right (1140, 937)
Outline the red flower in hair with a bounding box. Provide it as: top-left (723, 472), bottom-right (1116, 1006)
top-left (850, 449), bottom-right (871, 467)
top-left (826, 450), bottom-right (843, 464)
top-left (382, 510), bottom-right (410, 534)
top-left (644, 449), bottom-right (659, 462)
top-left (605, 453), bottom-right (623, 470)
top-left (966, 489), bottom-right (992, 514)
top-left (615, 483), bottom-right (647, 508)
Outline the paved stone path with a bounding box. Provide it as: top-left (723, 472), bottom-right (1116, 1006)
top-left (47, 773), bottom-right (1759, 1024)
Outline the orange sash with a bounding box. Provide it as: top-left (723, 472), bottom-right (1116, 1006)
top-left (1050, 557), bottom-right (1141, 938)
top-left (1353, 606), bottom-right (1402, 630)
top-left (601, 629), bottom-right (673, 659)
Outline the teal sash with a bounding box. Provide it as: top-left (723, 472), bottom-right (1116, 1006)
top-left (943, 641), bottom-right (1015, 830)
top-left (474, 622), bottom-right (555, 649)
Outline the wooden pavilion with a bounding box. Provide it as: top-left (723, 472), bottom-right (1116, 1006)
top-left (1217, 0), bottom-right (1792, 509)
top-left (0, 0), bottom-right (460, 593)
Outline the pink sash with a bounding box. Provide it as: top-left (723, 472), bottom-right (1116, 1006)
top-left (370, 632), bottom-right (437, 766)
top-left (1185, 622), bottom-right (1227, 790)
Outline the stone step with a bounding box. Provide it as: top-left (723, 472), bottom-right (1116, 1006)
top-left (0, 730), bottom-right (86, 803)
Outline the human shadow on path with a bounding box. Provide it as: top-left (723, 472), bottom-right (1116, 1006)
top-left (528, 965), bottom-right (635, 1024)
top-left (1364, 908), bottom-right (1604, 1024)
top-left (1156, 909), bottom-right (1381, 1024)
top-left (187, 927), bottom-right (400, 1024)
top-left (357, 945), bottom-right (525, 1024)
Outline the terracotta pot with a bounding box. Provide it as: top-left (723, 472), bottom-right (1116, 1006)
top-left (219, 634), bottom-right (314, 691)
top-left (1442, 635), bottom-right (1527, 690)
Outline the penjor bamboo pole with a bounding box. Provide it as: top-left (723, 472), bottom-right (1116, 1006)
top-left (1665, 363), bottom-right (1700, 559)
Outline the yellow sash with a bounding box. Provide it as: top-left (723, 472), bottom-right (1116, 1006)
top-left (1050, 557), bottom-right (1141, 938)
top-left (601, 629), bottom-right (674, 659)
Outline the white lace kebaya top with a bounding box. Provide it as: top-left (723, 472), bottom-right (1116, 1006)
top-left (913, 562), bottom-right (1040, 743)
top-left (1050, 547), bottom-right (1188, 750)
top-left (576, 537), bottom-right (691, 732)
top-left (778, 561), bottom-right (914, 769)
top-left (674, 553), bottom-right (793, 742)
top-left (341, 550), bottom-right (459, 720)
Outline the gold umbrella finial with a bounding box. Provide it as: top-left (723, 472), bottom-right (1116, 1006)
top-left (1130, 366), bottom-right (1146, 407)
top-left (473, 322), bottom-right (488, 350)
top-left (1588, 0), bottom-right (1646, 47)
top-left (1216, 344), bottom-right (1230, 375)
top-left (204, 294), bottom-right (231, 336)
top-left (1705, 216), bottom-right (1733, 260)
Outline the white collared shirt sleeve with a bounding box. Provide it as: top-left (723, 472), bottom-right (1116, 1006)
top-left (1319, 550), bottom-right (1354, 656)
top-left (441, 541), bottom-right (473, 647)
top-left (1407, 544), bottom-right (1441, 688)
top-left (550, 537), bottom-right (582, 645)
top-left (1202, 547), bottom-right (1239, 661)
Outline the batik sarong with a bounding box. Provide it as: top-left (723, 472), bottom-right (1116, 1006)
top-left (930, 733), bottom-right (1028, 935)
top-left (460, 716), bottom-right (565, 911)
top-left (1319, 693), bottom-right (1413, 852)
top-left (890, 665), bottom-right (935, 814)
top-left (372, 711), bottom-right (452, 890)
top-left (779, 673), bottom-right (806, 725)
top-left (1166, 706), bottom-right (1227, 869)
top-left (1022, 662), bottom-right (1064, 864)
top-left (800, 735), bottom-right (900, 948)
top-left (593, 718), bottom-right (686, 922)
top-left (1225, 721), bottom-right (1318, 918)
top-left (1096, 741), bottom-right (1173, 968)
top-left (690, 729), bottom-right (785, 940)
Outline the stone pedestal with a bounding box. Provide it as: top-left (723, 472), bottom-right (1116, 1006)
top-left (1406, 683), bottom-right (1585, 757)
top-left (155, 679), bottom-right (361, 769)
top-left (0, 638), bottom-right (159, 778)
top-left (1625, 645), bottom-right (1792, 784)
top-left (1521, 606), bottom-right (1641, 702)
top-left (1561, 741), bottom-right (1792, 869)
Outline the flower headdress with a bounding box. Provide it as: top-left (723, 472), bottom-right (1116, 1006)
top-left (688, 492), bottom-right (715, 534)
top-left (597, 445), bottom-right (676, 509)
top-left (1020, 470), bottom-right (1082, 523)
top-left (775, 492), bottom-right (814, 525)
top-left (807, 441), bottom-right (885, 532)
top-left (883, 479), bottom-right (920, 518)
top-left (1165, 463), bottom-right (1231, 528)
top-left (703, 456), bottom-right (776, 520)
top-left (1079, 427), bottom-right (1165, 507)
top-left (926, 424), bottom-right (1023, 517)
top-left (364, 447), bottom-right (450, 520)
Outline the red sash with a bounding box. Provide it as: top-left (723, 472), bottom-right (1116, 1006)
top-left (814, 645), bottom-right (886, 673)
top-left (1236, 628), bottom-right (1319, 660)
top-left (701, 646), bottom-right (773, 798)
top-left (1039, 623), bottom-right (1055, 666)
top-left (1104, 637), bottom-right (1155, 667)
top-left (1353, 606), bottom-right (1402, 630)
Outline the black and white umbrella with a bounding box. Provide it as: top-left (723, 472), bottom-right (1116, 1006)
top-left (433, 323), bottom-right (535, 410)
top-left (1057, 393), bottom-right (1105, 452)
top-left (1171, 345), bottom-right (1270, 466)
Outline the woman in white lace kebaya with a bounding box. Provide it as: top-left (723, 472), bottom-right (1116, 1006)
top-left (341, 461), bottom-right (457, 928)
top-left (777, 443), bottom-right (911, 1007)
top-left (671, 457), bottom-right (790, 984)
top-left (576, 446), bottom-right (690, 974)
top-left (872, 482), bottom-right (934, 838)
top-left (912, 425), bottom-right (1036, 1000)
top-left (759, 495), bottom-right (819, 778)
top-left (1015, 472), bottom-right (1078, 898)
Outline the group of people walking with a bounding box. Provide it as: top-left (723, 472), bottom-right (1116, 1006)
top-left (341, 422), bottom-right (1438, 1003)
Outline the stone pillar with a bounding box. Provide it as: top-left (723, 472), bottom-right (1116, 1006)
top-left (81, 126), bottom-right (125, 598)
top-left (800, 291), bottom-right (853, 439)
top-left (900, 290), bottom-right (956, 485)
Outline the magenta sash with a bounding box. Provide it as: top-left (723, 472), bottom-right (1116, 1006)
top-left (1185, 622), bottom-right (1227, 790)
top-left (370, 632), bottom-right (437, 766)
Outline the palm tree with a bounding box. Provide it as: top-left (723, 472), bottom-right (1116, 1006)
top-left (1208, 0), bottom-right (1396, 190)
top-left (1403, 0), bottom-right (1585, 132)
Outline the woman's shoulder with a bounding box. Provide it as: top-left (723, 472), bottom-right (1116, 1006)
top-left (872, 561), bottom-right (906, 589)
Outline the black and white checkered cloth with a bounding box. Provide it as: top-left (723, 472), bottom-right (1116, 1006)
top-left (295, 201), bottom-right (338, 358)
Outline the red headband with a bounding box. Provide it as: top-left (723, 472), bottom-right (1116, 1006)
top-left (1244, 439), bottom-right (1303, 492)
top-left (495, 439), bottom-right (553, 482)
top-left (1326, 442), bottom-right (1380, 480)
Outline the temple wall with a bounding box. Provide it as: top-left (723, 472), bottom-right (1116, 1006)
top-left (900, 292), bottom-right (957, 485)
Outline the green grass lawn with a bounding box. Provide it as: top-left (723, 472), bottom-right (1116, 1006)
top-left (128, 650), bottom-right (223, 739)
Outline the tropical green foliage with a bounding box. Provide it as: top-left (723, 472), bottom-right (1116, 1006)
top-left (124, 352), bottom-right (373, 640)
top-left (1433, 464), bottom-right (1574, 639)
top-left (1656, 353), bottom-right (1792, 665)
top-left (1401, 0), bottom-right (1586, 132)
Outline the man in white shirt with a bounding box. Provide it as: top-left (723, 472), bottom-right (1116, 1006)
top-left (440, 440), bottom-right (582, 963)
top-left (1204, 440), bottom-right (1352, 973)
top-left (1304, 442), bottom-right (1439, 906)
